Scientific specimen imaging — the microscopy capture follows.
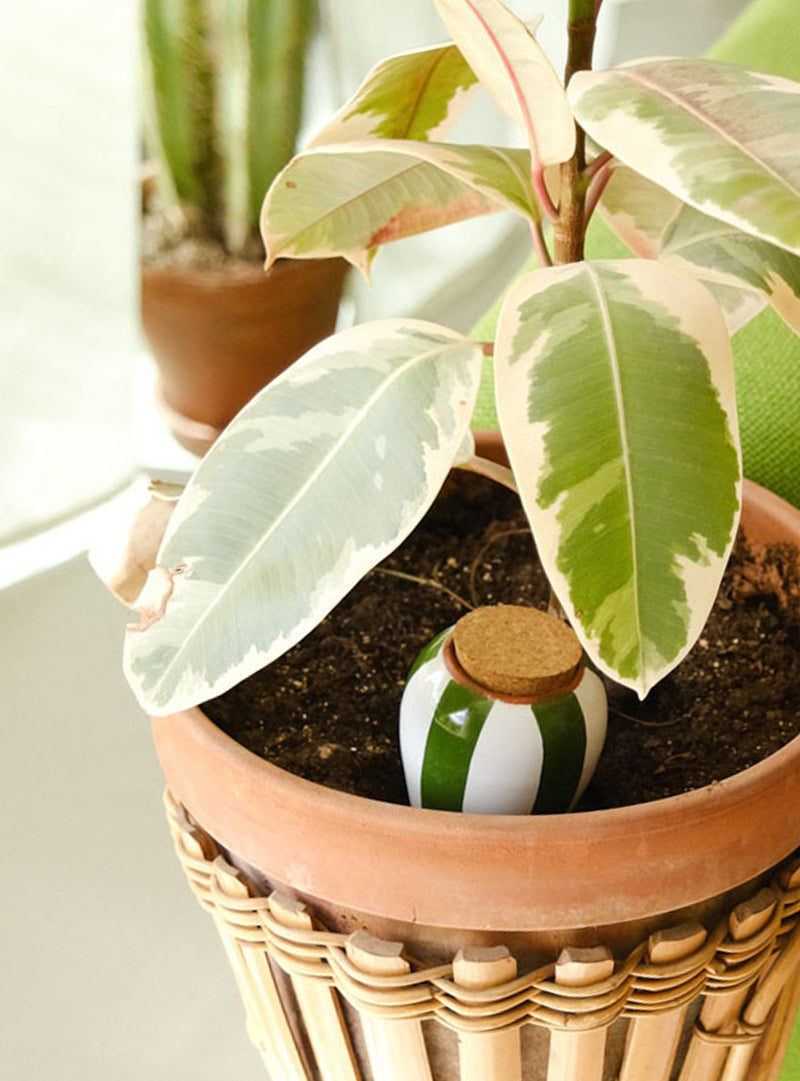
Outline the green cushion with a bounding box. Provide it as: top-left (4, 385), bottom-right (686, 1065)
top-left (707, 0), bottom-right (800, 81)
top-left (781, 1011), bottom-right (800, 1080)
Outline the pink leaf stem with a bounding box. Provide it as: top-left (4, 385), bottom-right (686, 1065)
top-left (584, 158), bottom-right (615, 223)
top-left (462, 0), bottom-right (553, 207)
top-left (530, 216), bottom-right (554, 267)
top-left (533, 166), bottom-right (559, 220)
top-left (583, 149), bottom-right (613, 181)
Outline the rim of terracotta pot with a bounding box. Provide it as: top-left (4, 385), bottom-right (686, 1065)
top-left (150, 478), bottom-right (800, 932)
top-left (140, 253), bottom-right (346, 291)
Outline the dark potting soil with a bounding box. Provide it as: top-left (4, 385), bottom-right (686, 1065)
top-left (204, 471), bottom-right (800, 810)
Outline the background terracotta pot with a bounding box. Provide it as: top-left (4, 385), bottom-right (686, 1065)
top-left (141, 256), bottom-right (349, 455)
top-left (151, 478), bottom-right (800, 1081)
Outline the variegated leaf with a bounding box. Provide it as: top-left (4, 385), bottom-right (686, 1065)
top-left (125, 320), bottom-right (483, 715)
top-left (657, 204), bottom-right (800, 338)
top-left (596, 166), bottom-right (684, 260)
top-left (262, 140), bottom-right (539, 273)
top-left (310, 41), bottom-right (479, 147)
top-left (431, 0), bottom-right (575, 167)
top-left (600, 168), bottom-right (766, 334)
top-left (602, 167), bottom-right (800, 334)
top-left (570, 59), bottom-right (800, 256)
top-left (495, 260), bottom-right (741, 697)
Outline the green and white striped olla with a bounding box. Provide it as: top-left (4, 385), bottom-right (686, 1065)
top-left (399, 628), bottom-right (607, 814)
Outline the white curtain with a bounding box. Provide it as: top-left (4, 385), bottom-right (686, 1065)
top-left (594, 0), bottom-right (752, 67)
top-left (0, 1), bottom-right (138, 547)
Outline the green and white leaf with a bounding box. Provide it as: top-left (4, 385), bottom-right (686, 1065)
top-left (310, 41), bottom-right (479, 147)
top-left (495, 260), bottom-right (741, 697)
top-left (570, 59), bottom-right (800, 256)
top-left (599, 168), bottom-right (764, 333)
top-left (602, 167), bottom-right (800, 334)
top-left (262, 140), bottom-right (540, 273)
top-left (125, 320), bottom-right (483, 715)
top-left (658, 203), bottom-right (800, 337)
top-left (431, 0), bottom-right (574, 167)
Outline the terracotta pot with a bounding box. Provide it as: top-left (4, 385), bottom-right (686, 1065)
top-left (141, 256), bottom-right (349, 455)
top-left (151, 478), bottom-right (800, 1080)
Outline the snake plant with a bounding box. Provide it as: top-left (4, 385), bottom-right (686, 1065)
top-left (142, 0), bottom-right (316, 257)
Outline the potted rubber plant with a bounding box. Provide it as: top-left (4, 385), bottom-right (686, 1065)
top-left (140, 0), bottom-right (348, 453)
top-left (119, 0), bottom-right (800, 1077)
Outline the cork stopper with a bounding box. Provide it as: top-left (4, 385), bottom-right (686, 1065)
top-left (452, 604), bottom-right (583, 700)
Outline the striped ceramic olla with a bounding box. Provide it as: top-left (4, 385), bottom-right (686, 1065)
top-left (399, 610), bottom-right (607, 815)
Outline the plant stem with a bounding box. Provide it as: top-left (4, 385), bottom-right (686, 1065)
top-left (569, 0), bottom-right (597, 20)
top-left (552, 1), bottom-right (599, 264)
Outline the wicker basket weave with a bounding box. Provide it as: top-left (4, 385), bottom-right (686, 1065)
top-left (165, 791), bottom-right (800, 1081)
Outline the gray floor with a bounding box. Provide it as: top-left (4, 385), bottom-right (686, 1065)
top-left (1, 555), bottom-right (264, 1080)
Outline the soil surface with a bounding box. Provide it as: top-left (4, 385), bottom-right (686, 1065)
top-left (204, 471), bottom-right (800, 809)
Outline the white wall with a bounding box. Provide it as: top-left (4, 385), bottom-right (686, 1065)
top-left (0, 2), bottom-right (139, 544)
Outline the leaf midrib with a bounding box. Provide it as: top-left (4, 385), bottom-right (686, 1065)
top-left (586, 264), bottom-right (644, 678)
top-left (272, 142), bottom-right (528, 255)
top-left (492, 146), bottom-right (540, 219)
top-left (624, 67), bottom-right (800, 202)
top-left (461, 0), bottom-right (544, 170)
top-left (398, 45), bottom-right (467, 140)
top-left (149, 335), bottom-right (476, 699)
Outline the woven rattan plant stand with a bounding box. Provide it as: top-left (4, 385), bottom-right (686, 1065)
top-left (166, 790), bottom-right (800, 1081)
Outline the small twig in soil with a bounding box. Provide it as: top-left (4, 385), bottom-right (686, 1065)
top-left (655, 752), bottom-right (696, 775)
top-left (369, 567), bottom-right (474, 611)
top-left (469, 528), bottom-right (534, 607)
top-left (610, 706), bottom-right (684, 729)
